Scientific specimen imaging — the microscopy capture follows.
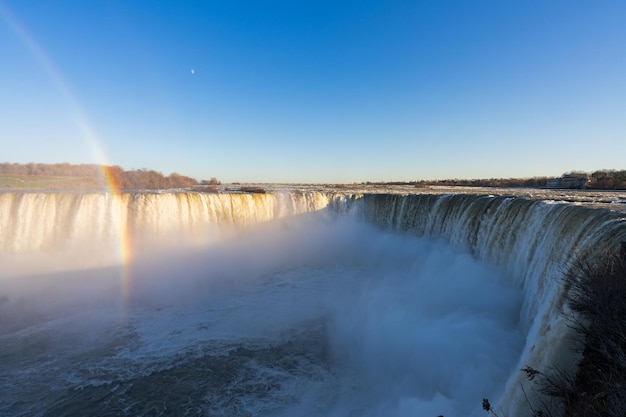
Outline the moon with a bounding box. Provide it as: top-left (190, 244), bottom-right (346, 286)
top-left (190, 68), bottom-right (195, 75)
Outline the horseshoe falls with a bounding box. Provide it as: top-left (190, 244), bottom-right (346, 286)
top-left (1, 191), bottom-right (625, 417)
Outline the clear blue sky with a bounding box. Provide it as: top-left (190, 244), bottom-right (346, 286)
top-left (1, 1), bottom-right (625, 183)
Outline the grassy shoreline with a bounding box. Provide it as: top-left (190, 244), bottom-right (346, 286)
top-left (0, 174), bottom-right (102, 190)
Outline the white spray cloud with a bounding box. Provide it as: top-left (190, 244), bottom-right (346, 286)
top-left (0, 215), bottom-right (524, 417)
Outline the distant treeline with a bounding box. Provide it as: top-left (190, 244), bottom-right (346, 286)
top-left (364, 177), bottom-right (551, 188)
top-left (415, 177), bottom-right (552, 188)
top-left (546, 170), bottom-right (626, 190)
top-left (0, 162), bottom-right (198, 190)
top-left (365, 169), bottom-right (626, 190)
top-left (585, 169), bottom-right (626, 190)
top-left (3, 162), bottom-right (625, 190)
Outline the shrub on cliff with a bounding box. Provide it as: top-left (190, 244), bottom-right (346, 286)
top-left (558, 247), bottom-right (626, 417)
top-left (481, 248), bottom-right (626, 417)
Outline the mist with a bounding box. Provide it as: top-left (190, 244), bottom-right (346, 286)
top-left (0, 213), bottom-right (524, 417)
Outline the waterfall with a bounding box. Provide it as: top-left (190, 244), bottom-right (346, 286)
top-left (348, 193), bottom-right (626, 415)
top-left (1, 190), bottom-right (625, 416)
top-left (0, 191), bottom-right (343, 253)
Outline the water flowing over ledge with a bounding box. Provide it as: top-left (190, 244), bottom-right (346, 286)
top-left (0, 191), bottom-right (337, 253)
top-left (347, 193), bottom-right (626, 415)
top-left (1, 190), bottom-right (625, 416)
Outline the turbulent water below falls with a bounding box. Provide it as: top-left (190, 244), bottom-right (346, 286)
top-left (1, 218), bottom-right (523, 417)
top-left (1, 190), bottom-right (625, 417)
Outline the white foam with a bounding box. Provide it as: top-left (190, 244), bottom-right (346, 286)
top-left (0, 215), bottom-right (525, 417)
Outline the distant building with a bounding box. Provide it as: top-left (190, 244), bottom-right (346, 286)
top-left (546, 174), bottom-right (589, 189)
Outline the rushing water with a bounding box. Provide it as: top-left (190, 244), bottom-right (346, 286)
top-left (1, 191), bottom-right (625, 417)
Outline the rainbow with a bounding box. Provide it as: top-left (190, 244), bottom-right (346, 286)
top-left (0, 4), bottom-right (134, 311)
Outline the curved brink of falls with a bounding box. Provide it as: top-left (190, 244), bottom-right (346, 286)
top-left (1, 191), bottom-right (625, 415)
top-left (0, 192), bottom-right (335, 253)
top-left (348, 193), bottom-right (626, 415)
